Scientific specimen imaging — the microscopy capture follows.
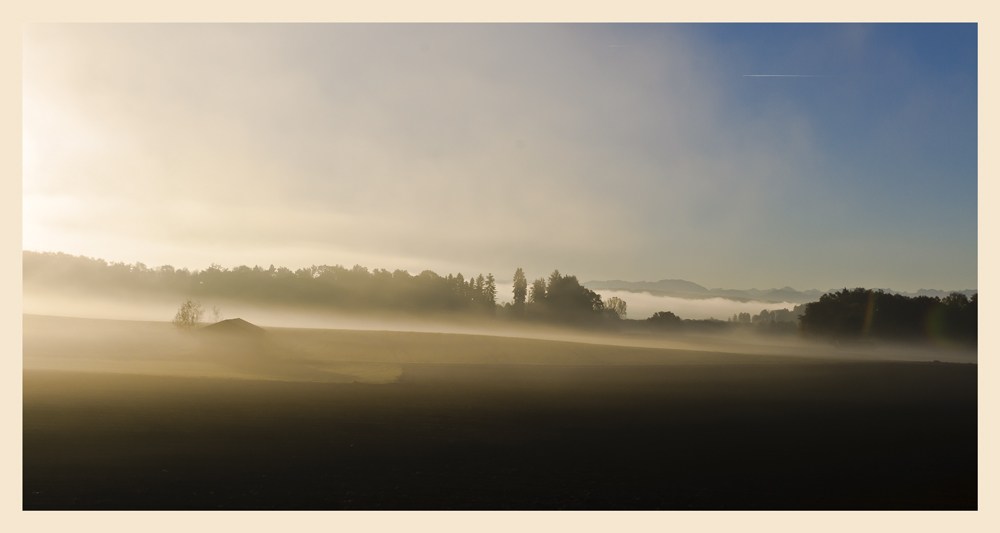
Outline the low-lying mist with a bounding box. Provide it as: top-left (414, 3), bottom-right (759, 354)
top-left (491, 281), bottom-right (798, 320)
top-left (492, 282), bottom-right (799, 320)
top-left (23, 287), bottom-right (977, 378)
top-left (592, 289), bottom-right (797, 320)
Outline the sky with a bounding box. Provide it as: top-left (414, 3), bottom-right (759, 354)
top-left (22, 24), bottom-right (978, 292)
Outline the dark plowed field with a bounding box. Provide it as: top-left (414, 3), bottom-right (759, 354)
top-left (23, 361), bottom-right (977, 509)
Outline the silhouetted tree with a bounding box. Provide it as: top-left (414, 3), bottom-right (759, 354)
top-left (543, 270), bottom-right (604, 320)
top-left (173, 299), bottom-right (204, 329)
top-left (512, 268), bottom-right (527, 315)
top-left (529, 278), bottom-right (547, 304)
top-left (548, 269), bottom-right (562, 288)
top-left (942, 292), bottom-right (969, 308)
top-left (483, 273), bottom-right (497, 314)
top-left (604, 296), bottom-right (627, 320)
top-left (647, 311), bottom-right (681, 328)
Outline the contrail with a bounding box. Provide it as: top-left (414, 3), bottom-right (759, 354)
top-left (742, 74), bottom-right (831, 77)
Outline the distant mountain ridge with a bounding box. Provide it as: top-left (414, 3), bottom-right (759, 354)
top-left (586, 279), bottom-right (710, 294)
top-left (583, 279), bottom-right (977, 304)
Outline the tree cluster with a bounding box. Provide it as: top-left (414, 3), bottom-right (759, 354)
top-left (647, 311), bottom-right (682, 328)
top-left (723, 305), bottom-right (806, 335)
top-left (502, 269), bottom-right (607, 323)
top-left (799, 288), bottom-right (977, 345)
top-left (603, 297), bottom-right (627, 320)
top-left (639, 313), bottom-right (731, 333)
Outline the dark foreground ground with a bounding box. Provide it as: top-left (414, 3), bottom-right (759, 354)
top-left (23, 362), bottom-right (977, 510)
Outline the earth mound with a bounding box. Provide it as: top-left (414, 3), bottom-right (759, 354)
top-left (200, 318), bottom-right (266, 335)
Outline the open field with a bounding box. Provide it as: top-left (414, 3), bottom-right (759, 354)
top-left (22, 315), bottom-right (977, 509)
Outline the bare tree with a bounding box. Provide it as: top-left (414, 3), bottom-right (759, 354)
top-left (211, 305), bottom-right (223, 323)
top-left (604, 296), bottom-right (627, 320)
top-left (172, 299), bottom-right (204, 329)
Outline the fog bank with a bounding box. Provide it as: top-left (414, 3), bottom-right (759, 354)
top-left (593, 289), bottom-right (799, 320)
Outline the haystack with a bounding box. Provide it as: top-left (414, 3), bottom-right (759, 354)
top-left (200, 318), bottom-right (266, 335)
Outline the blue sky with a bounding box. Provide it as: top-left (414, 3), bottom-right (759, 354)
top-left (22, 24), bottom-right (977, 291)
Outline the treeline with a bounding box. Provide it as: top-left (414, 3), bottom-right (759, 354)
top-left (642, 310), bottom-right (796, 336)
top-left (728, 306), bottom-right (806, 325)
top-left (22, 251), bottom-right (606, 322)
top-left (24, 251), bottom-right (502, 315)
top-left (800, 288), bottom-right (977, 345)
top-left (24, 252), bottom-right (977, 344)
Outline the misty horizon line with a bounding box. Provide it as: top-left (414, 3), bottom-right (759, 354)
top-left (21, 249), bottom-right (977, 300)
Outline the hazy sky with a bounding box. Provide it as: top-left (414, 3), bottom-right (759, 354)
top-left (22, 24), bottom-right (977, 291)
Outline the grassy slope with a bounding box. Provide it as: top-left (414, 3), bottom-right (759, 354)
top-left (24, 314), bottom-right (835, 384)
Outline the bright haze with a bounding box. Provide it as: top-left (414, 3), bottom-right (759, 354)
top-left (22, 24), bottom-right (977, 292)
